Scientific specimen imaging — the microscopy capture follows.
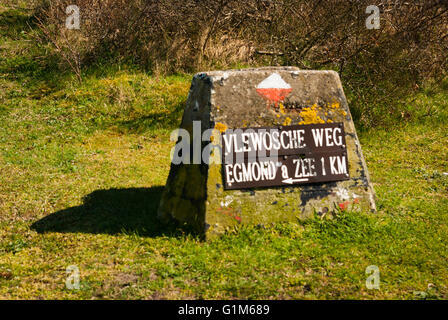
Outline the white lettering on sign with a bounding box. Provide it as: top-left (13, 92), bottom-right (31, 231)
top-left (321, 157), bottom-right (326, 176)
top-left (223, 129), bottom-right (307, 156)
top-left (311, 128), bottom-right (324, 147)
top-left (333, 127), bottom-right (343, 146)
top-left (223, 134), bottom-right (233, 155)
top-left (330, 156), bottom-right (347, 175)
top-left (241, 133), bottom-right (251, 152)
top-left (311, 127), bottom-right (343, 148)
top-left (293, 158), bottom-right (317, 178)
top-left (225, 161), bottom-right (278, 186)
top-left (221, 123), bottom-right (349, 189)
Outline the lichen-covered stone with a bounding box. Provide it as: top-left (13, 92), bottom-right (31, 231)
top-left (158, 67), bottom-right (376, 239)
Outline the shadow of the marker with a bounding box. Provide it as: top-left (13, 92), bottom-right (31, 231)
top-left (31, 187), bottom-right (196, 238)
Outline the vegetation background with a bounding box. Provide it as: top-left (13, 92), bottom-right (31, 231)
top-left (0, 0), bottom-right (447, 299)
top-left (34, 0), bottom-right (448, 128)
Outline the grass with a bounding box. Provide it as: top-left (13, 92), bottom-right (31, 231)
top-left (1, 4), bottom-right (448, 299)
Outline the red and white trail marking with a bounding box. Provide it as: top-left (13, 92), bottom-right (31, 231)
top-left (256, 73), bottom-right (292, 107)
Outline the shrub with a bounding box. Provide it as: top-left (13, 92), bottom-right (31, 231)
top-left (33, 0), bottom-right (448, 127)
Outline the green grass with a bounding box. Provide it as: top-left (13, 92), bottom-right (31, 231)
top-left (1, 4), bottom-right (448, 299)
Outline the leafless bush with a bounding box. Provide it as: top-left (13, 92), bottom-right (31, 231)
top-left (34, 0), bottom-right (448, 125)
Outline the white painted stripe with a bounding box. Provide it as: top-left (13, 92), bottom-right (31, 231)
top-left (256, 73), bottom-right (291, 89)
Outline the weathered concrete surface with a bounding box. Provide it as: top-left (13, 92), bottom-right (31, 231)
top-left (158, 67), bottom-right (376, 238)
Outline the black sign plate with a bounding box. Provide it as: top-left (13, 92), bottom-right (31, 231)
top-left (222, 123), bottom-right (349, 190)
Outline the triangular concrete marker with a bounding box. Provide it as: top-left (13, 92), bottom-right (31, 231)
top-left (158, 67), bottom-right (376, 239)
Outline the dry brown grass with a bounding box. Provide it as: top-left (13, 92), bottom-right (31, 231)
top-left (29, 0), bottom-right (448, 127)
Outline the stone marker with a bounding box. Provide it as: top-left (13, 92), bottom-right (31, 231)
top-left (158, 67), bottom-right (376, 238)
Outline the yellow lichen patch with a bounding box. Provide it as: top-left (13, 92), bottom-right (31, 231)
top-left (298, 104), bottom-right (325, 124)
top-left (330, 102), bottom-right (340, 109)
top-left (214, 122), bottom-right (228, 133)
top-left (279, 103), bottom-right (286, 114)
top-left (209, 129), bottom-right (222, 146)
top-left (283, 117), bottom-right (292, 126)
